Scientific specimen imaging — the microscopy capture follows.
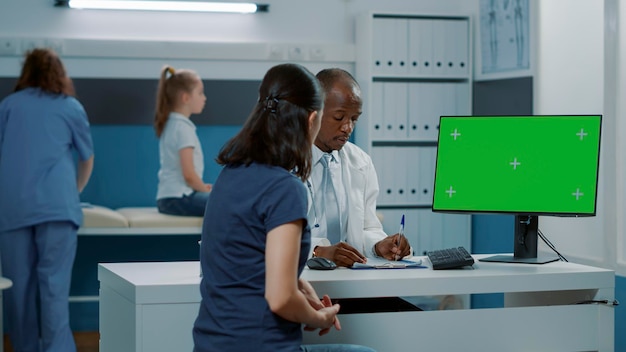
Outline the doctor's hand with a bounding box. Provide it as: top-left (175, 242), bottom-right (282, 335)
top-left (314, 242), bottom-right (366, 267)
top-left (374, 234), bottom-right (411, 261)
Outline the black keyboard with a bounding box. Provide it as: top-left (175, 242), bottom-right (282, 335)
top-left (426, 246), bottom-right (475, 269)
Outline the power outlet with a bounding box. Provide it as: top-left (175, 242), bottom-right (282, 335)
top-left (21, 38), bottom-right (44, 53)
top-left (268, 45), bottom-right (285, 60)
top-left (287, 45), bottom-right (305, 61)
top-left (0, 38), bottom-right (19, 56)
top-left (45, 39), bottom-right (64, 54)
top-left (309, 46), bottom-right (326, 61)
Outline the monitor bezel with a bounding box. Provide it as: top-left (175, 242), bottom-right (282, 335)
top-left (431, 114), bottom-right (602, 218)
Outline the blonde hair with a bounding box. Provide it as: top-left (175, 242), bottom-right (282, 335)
top-left (154, 65), bottom-right (200, 137)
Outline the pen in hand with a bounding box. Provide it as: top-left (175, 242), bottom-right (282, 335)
top-left (396, 214), bottom-right (405, 260)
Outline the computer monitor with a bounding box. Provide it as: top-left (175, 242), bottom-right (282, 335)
top-left (432, 115), bottom-right (602, 264)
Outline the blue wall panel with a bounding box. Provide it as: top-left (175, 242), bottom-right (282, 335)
top-left (70, 124), bottom-right (239, 331)
top-left (470, 214), bottom-right (513, 309)
top-left (80, 125), bottom-right (239, 208)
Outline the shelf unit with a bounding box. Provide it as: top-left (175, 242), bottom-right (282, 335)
top-left (355, 12), bottom-right (472, 256)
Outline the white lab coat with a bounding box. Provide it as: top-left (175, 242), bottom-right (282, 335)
top-left (308, 142), bottom-right (387, 257)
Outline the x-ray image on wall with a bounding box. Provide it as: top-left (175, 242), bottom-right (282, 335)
top-left (479, 0), bottom-right (530, 75)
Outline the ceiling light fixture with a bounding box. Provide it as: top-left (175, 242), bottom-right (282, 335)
top-left (54, 0), bottom-right (269, 13)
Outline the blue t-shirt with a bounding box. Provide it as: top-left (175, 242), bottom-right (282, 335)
top-left (193, 163), bottom-right (311, 352)
top-left (0, 88), bottom-right (93, 232)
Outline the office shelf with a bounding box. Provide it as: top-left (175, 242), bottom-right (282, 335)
top-left (355, 12), bottom-right (472, 256)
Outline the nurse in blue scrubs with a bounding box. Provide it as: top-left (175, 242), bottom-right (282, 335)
top-left (0, 48), bottom-right (94, 352)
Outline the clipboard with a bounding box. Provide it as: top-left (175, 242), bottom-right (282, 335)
top-left (351, 258), bottom-right (425, 270)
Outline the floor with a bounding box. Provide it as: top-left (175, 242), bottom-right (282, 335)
top-left (4, 331), bottom-right (99, 352)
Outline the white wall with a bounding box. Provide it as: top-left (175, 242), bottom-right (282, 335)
top-left (534, 0), bottom-right (625, 274)
top-left (3, 0), bottom-right (474, 43)
top-left (0, 0), bottom-right (475, 79)
top-left (616, 0), bottom-right (626, 271)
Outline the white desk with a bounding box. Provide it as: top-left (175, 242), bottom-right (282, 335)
top-left (98, 256), bottom-right (615, 352)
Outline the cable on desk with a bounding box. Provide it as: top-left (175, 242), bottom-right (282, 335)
top-left (538, 228), bottom-right (568, 262)
top-left (573, 299), bottom-right (620, 306)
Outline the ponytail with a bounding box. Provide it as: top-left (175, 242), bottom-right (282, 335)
top-left (154, 66), bottom-right (199, 137)
top-left (155, 66), bottom-right (173, 137)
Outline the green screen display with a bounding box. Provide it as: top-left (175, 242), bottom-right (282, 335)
top-left (433, 115), bottom-right (601, 215)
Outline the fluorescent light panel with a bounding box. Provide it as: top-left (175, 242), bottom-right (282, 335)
top-left (66, 0), bottom-right (263, 13)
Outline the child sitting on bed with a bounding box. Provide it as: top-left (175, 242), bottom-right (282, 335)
top-left (154, 65), bottom-right (211, 217)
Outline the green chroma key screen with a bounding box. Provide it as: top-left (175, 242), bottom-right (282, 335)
top-left (432, 115), bottom-right (602, 215)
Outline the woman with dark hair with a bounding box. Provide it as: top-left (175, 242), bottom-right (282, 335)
top-left (192, 63), bottom-right (376, 352)
top-left (0, 48), bottom-right (94, 352)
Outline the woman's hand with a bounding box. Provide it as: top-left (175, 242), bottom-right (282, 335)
top-left (303, 295), bottom-right (341, 336)
top-left (298, 279), bottom-right (323, 310)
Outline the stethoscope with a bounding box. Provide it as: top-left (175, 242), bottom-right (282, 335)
top-left (306, 180), bottom-right (320, 228)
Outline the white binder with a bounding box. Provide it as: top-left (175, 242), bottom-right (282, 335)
top-left (455, 82), bottom-right (471, 115)
top-left (372, 18), bottom-right (392, 75)
top-left (406, 146), bottom-right (421, 205)
top-left (442, 20), bottom-right (457, 78)
top-left (441, 83), bottom-right (457, 118)
top-left (424, 83), bottom-right (443, 141)
top-left (370, 82), bottom-right (385, 140)
top-left (407, 19), bottom-right (420, 76)
top-left (392, 82), bottom-right (409, 140)
top-left (372, 18), bottom-right (394, 76)
top-left (370, 147), bottom-right (383, 203)
top-left (452, 19), bottom-right (469, 77)
top-left (412, 19), bottom-right (434, 77)
top-left (418, 147), bottom-right (436, 205)
top-left (431, 20), bottom-right (447, 77)
top-left (372, 18), bottom-right (409, 76)
top-left (408, 83), bottom-right (425, 140)
top-left (382, 83), bottom-right (399, 140)
top-left (371, 146), bottom-right (394, 205)
top-left (394, 147), bottom-right (408, 205)
top-left (392, 19), bottom-right (409, 75)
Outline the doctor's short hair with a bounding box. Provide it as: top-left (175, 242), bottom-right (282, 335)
top-left (316, 68), bottom-right (360, 93)
top-left (216, 63), bottom-right (324, 181)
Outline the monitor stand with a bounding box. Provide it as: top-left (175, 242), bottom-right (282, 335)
top-left (480, 254), bottom-right (559, 264)
top-left (479, 215), bottom-right (560, 264)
